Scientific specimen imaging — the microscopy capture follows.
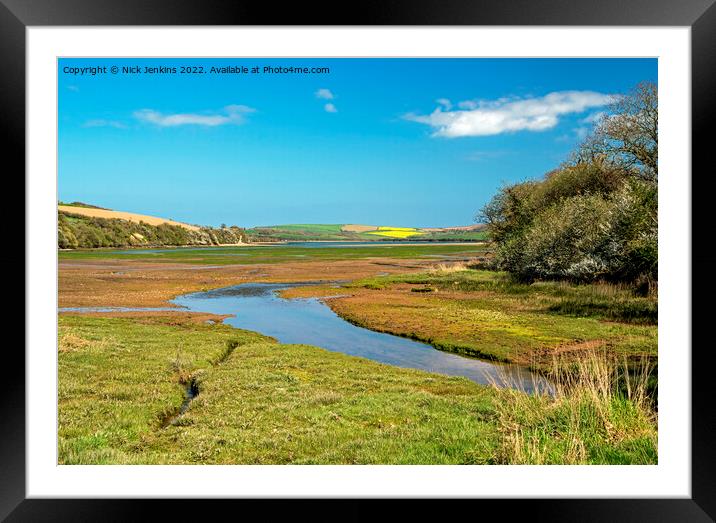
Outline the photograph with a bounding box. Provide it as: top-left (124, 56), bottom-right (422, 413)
top-left (56, 56), bottom-right (660, 466)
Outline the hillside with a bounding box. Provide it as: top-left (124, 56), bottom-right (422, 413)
top-left (58, 202), bottom-right (488, 249)
top-left (58, 204), bottom-right (200, 231)
top-left (58, 206), bottom-right (246, 249)
top-left (246, 223), bottom-right (488, 242)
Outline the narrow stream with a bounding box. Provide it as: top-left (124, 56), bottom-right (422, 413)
top-left (170, 283), bottom-right (554, 394)
top-left (160, 378), bottom-right (199, 428)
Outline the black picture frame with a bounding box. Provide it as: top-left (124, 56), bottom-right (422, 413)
top-left (5, 1), bottom-right (715, 520)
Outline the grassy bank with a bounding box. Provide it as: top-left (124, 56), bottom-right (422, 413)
top-left (58, 314), bottom-right (655, 464)
top-left (281, 267), bottom-right (657, 372)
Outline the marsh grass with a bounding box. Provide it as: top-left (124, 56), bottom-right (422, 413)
top-left (58, 315), bottom-right (656, 464)
top-left (491, 351), bottom-right (657, 464)
top-left (541, 280), bottom-right (657, 324)
top-left (337, 269), bottom-right (656, 369)
top-left (58, 315), bottom-right (501, 464)
top-left (358, 270), bottom-right (657, 324)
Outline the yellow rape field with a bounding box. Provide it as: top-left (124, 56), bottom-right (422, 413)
top-left (367, 227), bottom-right (425, 238)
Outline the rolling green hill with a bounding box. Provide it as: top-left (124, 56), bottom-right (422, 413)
top-left (246, 223), bottom-right (488, 242)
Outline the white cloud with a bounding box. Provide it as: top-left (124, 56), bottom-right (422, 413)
top-left (404, 91), bottom-right (615, 138)
top-left (134, 105), bottom-right (255, 127)
top-left (436, 98), bottom-right (452, 110)
top-left (315, 88), bottom-right (334, 100)
top-left (82, 119), bottom-right (126, 129)
top-left (324, 103), bottom-right (338, 113)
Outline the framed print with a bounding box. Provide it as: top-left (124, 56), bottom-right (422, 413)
top-left (5, 0), bottom-right (716, 520)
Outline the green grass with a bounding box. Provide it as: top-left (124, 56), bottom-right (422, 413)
top-left (57, 243), bottom-right (490, 265)
top-left (59, 314), bottom-right (656, 464)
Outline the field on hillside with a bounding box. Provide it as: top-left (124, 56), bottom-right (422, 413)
top-left (59, 204), bottom-right (200, 231)
top-left (246, 223), bottom-right (488, 242)
top-left (366, 226), bottom-right (423, 238)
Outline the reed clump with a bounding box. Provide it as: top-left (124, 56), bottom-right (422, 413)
top-left (491, 351), bottom-right (657, 464)
top-left (429, 261), bottom-right (468, 273)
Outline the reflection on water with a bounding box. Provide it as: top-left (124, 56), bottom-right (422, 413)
top-left (172, 283), bottom-right (553, 394)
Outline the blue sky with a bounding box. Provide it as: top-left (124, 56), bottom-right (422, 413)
top-left (58, 58), bottom-right (657, 227)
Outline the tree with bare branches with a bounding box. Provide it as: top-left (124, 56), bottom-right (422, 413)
top-left (575, 81), bottom-right (658, 182)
